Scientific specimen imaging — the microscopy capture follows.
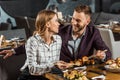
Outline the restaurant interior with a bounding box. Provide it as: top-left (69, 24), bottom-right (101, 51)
top-left (0, 0), bottom-right (120, 80)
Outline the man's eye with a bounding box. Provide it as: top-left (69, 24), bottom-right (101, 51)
top-left (72, 17), bottom-right (81, 22)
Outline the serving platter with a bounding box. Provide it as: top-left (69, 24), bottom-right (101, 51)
top-left (104, 65), bottom-right (120, 73)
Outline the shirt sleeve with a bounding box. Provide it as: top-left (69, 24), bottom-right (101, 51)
top-left (25, 37), bottom-right (54, 75)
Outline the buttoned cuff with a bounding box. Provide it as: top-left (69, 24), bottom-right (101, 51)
top-left (11, 49), bottom-right (16, 54)
top-left (101, 53), bottom-right (106, 62)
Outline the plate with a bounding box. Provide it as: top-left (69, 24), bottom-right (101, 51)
top-left (104, 65), bottom-right (120, 73)
top-left (74, 66), bottom-right (87, 70)
top-left (62, 66), bottom-right (87, 73)
top-left (0, 46), bottom-right (11, 51)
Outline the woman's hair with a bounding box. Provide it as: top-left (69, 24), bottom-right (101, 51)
top-left (33, 10), bottom-right (56, 36)
top-left (74, 4), bottom-right (92, 16)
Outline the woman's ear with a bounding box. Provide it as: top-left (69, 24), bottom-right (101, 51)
top-left (46, 22), bottom-right (50, 28)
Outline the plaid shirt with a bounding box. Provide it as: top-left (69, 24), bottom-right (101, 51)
top-left (21, 34), bottom-right (62, 75)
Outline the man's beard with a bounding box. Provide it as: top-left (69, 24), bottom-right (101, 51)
top-left (73, 24), bottom-right (85, 34)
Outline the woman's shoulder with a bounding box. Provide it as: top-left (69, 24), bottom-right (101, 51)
top-left (53, 34), bottom-right (61, 39)
top-left (27, 34), bottom-right (41, 42)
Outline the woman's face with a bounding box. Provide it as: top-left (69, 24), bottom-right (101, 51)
top-left (48, 14), bottom-right (60, 34)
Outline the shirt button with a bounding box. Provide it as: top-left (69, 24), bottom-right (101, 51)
top-left (48, 49), bottom-right (50, 51)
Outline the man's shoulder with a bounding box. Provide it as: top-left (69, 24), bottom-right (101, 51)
top-left (87, 24), bottom-right (100, 35)
top-left (59, 24), bottom-right (72, 32)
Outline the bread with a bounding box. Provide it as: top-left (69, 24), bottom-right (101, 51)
top-left (105, 59), bottom-right (115, 65)
top-left (74, 60), bottom-right (82, 66)
top-left (90, 59), bottom-right (95, 65)
top-left (116, 57), bottom-right (120, 62)
top-left (82, 56), bottom-right (89, 65)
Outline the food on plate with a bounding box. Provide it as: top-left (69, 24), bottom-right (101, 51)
top-left (74, 60), bottom-right (83, 66)
top-left (116, 57), bottom-right (120, 61)
top-left (63, 69), bottom-right (88, 80)
top-left (116, 57), bottom-right (120, 67)
top-left (69, 56), bottom-right (96, 67)
top-left (105, 59), bottom-right (115, 65)
top-left (82, 56), bottom-right (89, 63)
top-left (90, 59), bottom-right (95, 65)
top-left (109, 63), bottom-right (119, 69)
top-left (105, 57), bottom-right (120, 70)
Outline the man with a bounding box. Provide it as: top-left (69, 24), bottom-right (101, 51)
top-left (59, 4), bottom-right (111, 62)
top-left (0, 4), bottom-right (111, 62)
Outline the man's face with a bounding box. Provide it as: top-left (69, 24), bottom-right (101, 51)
top-left (71, 11), bottom-right (90, 34)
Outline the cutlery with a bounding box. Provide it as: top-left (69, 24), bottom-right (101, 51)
top-left (88, 49), bottom-right (107, 59)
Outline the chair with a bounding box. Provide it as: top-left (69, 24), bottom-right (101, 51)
top-left (98, 28), bottom-right (120, 59)
top-left (14, 16), bottom-right (31, 38)
top-left (14, 16), bottom-right (36, 38)
top-left (0, 23), bottom-right (11, 31)
top-left (24, 16), bottom-right (35, 36)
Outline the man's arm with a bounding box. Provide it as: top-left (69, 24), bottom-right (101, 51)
top-left (14, 44), bottom-right (26, 55)
top-left (0, 45), bottom-right (25, 59)
top-left (94, 28), bottom-right (112, 61)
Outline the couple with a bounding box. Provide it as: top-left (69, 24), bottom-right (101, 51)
top-left (0, 4), bottom-right (111, 80)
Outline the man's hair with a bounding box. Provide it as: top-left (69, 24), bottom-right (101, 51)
top-left (74, 4), bottom-right (92, 16)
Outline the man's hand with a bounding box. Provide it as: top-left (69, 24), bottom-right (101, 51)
top-left (96, 49), bottom-right (107, 60)
top-left (0, 50), bottom-right (14, 59)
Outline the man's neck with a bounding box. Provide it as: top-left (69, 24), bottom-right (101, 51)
top-left (72, 28), bottom-right (85, 40)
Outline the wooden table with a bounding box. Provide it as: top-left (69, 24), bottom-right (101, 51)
top-left (45, 64), bottom-right (120, 80)
top-left (87, 64), bottom-right (120, 80)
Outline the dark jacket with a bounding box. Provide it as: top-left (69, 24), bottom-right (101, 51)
top-left (14, 45), bottom-right (25, 55)
top-left (59, 24), bottom-right (111, 62)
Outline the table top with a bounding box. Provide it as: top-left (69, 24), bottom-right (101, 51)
top-left (45, 64), bottom-right (120, 80)
top-left (87, 64), bottom-right (120, 80)
top-left (96, 25), bottom-right (120, 33)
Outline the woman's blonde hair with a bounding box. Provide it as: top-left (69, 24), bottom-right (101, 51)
top-left (33, 10), bottom-right (56, 36)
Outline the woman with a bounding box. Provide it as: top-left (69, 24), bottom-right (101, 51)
top-left (18, 10), bottom-right (68, 80)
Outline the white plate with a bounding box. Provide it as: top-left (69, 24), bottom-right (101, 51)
top-left (62, 66), bottom-right (87, 73)
top-left (74, 66), bottom-right (87, 70)
top-left (91, 75), bottom-right (105, 80)
top-left (0, 46), bottom-right (11, 51)
top-left (104, 65), bottom-right (120, 73)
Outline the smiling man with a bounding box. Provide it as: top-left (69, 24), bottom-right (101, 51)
top-left (59, 4), bottom-right (112, 62)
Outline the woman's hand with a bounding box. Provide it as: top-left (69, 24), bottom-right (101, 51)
top-left (55, 61), bottom-right (74, 69)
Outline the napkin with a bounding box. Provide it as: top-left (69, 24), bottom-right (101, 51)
top-left (91, 75), bottom-right (105, 80)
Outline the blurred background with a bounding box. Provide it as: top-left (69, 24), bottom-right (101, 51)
top-left (0, 0), bottom-right (120, 26)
